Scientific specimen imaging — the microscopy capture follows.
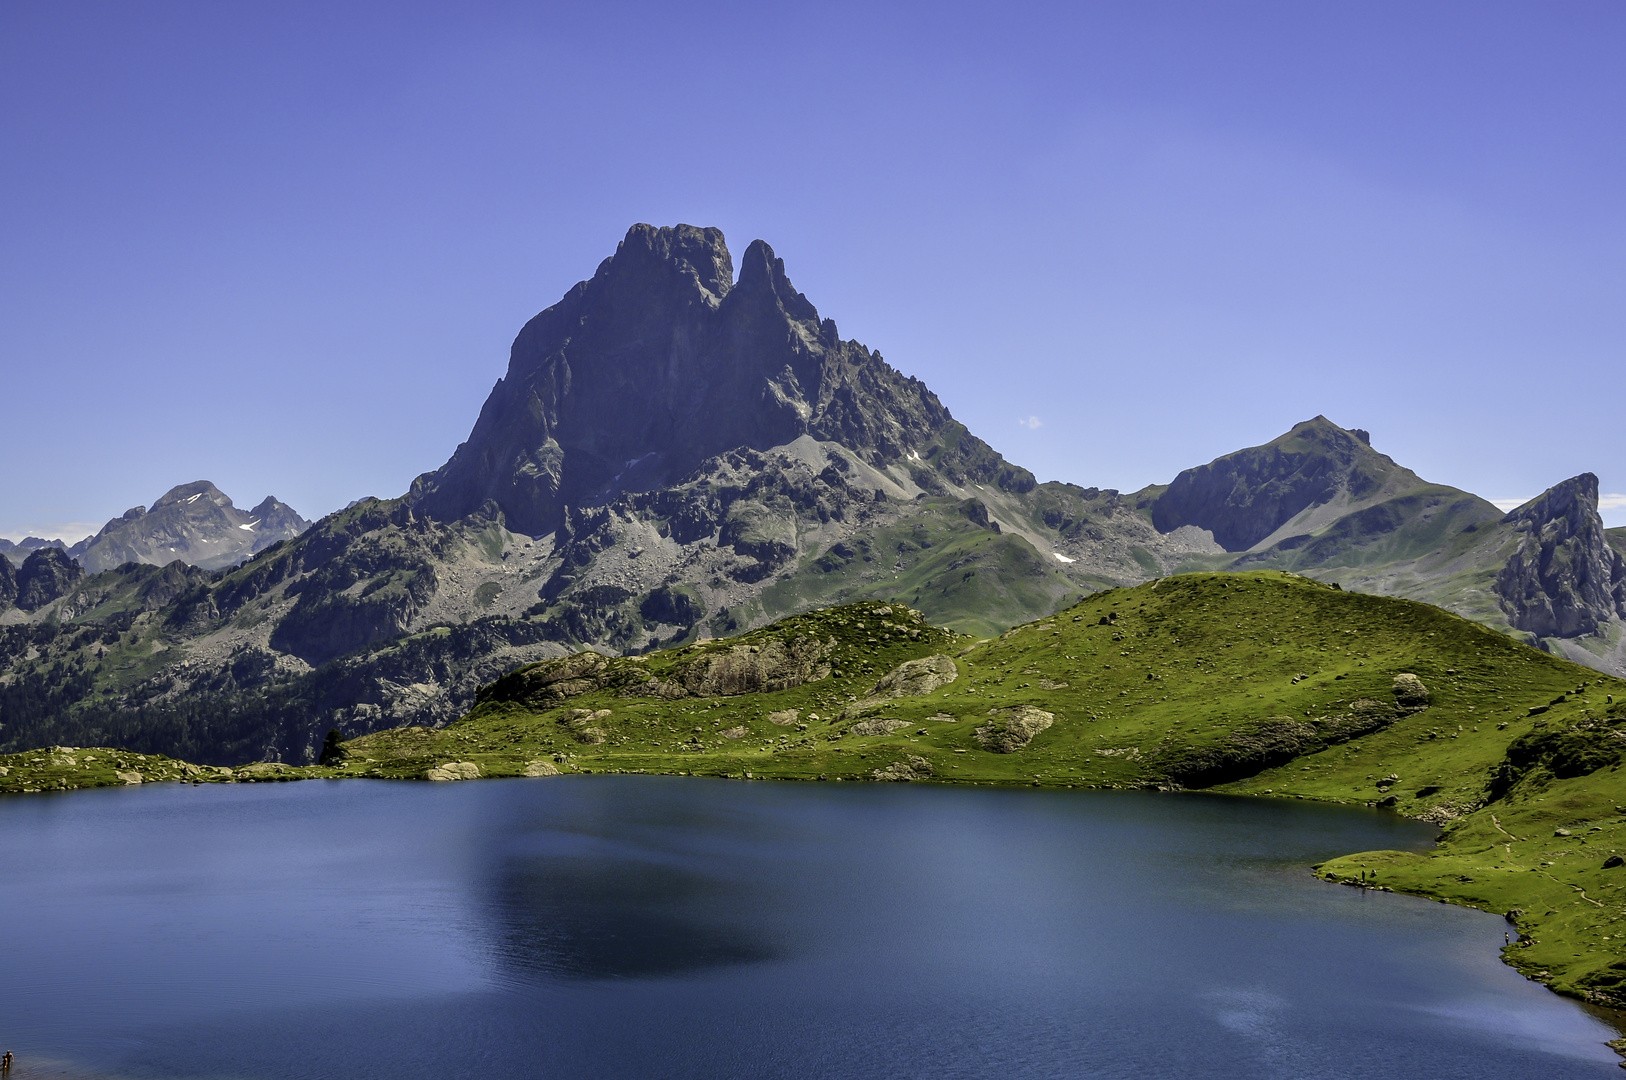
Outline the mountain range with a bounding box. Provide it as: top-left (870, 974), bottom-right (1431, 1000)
top-left (1, 223), bottom-right (1621, 765)
top-left (2, 481), bottom-right (308, 573)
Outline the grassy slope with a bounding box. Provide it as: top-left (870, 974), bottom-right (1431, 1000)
top-left (749, 496), bottom-right (1084, 638)
top-left (7, 571), bottom-right (1626, 1022)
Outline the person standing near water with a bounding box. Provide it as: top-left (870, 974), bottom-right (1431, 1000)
top-left (2, 1049), bottom-right (12, 1072)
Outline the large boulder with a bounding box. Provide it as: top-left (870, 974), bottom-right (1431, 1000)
top-left (1392, 673), bottom-right (1431, 709)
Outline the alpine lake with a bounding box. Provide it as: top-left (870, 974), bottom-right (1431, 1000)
top-left (1, 775), bottom-right (1621, 1079)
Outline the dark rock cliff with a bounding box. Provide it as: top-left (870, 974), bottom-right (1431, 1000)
top-left (0, 552), bottom-right (16, 610)
top-left (1149, 416), bottom-right (1411, 551)
top-left (1495, 473), bottom-right (1626, 638)
top-left (15, 548), bottom-right (84, 612)
top-left (409, 224), bottom-right (1021, 536)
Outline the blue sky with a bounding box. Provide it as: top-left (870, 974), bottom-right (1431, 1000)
top-left (3, 0), bottom-right (1622, 540)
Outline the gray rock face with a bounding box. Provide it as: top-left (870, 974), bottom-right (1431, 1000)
top-left (1149, 416), bottom-right (1414, 551)
top-left (78, 482), bottom-right (309, 573)
top-left (409, 224), bottom-right (1029, 536)
top-left (15, 549), bottom-right (84, 612)
top-left (1495, 473), bottom-right (1626, 638)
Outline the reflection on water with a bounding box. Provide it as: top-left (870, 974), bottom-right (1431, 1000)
top-left (0, 776), bottom-right (1619, 1080)
top-left (487, 855), bottom-right (778, 979)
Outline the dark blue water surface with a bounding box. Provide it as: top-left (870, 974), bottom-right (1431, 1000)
top-left (0, 776), bottom-right (1618, 1079)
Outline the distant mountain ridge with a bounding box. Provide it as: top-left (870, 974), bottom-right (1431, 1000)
top-left (76, 481), bottom-right (308, 574)
top-left (0, 223), bottom-right (1619, 768)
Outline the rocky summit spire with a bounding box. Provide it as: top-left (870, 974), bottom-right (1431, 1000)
top-left (407, 223), bottom-right (961, 536)
top-left (1496, 473), bottom-right (1626, 638)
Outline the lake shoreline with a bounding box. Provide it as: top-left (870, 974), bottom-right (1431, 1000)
top-left (5, 744), bottom-right (1625, 1065)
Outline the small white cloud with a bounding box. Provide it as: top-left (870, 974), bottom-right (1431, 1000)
top-left (1490, 498), bottom-right (1533, 512)
top-left (1017, 415), bottom-right (1043, 430)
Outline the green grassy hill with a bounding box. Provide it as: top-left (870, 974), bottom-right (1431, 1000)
top-left (6, 571), bottom-right (1624, 1028)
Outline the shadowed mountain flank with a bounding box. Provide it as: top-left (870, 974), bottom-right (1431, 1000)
top-left (409, 224), bottom-right (1026, 537)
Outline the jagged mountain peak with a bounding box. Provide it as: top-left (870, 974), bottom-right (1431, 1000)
top-left (606, 223), bottom-right (734, 302)
top-left (409, 224), bottom-right (1020, 537)
top-left (76, 481), bottom-right (310, 574)
top-left (152, 480), bottom-right (233, 511)
top-left (1495, 472), bottom-right (1626, 639)
top-left (1500, 471), bottom-right (1604, 527)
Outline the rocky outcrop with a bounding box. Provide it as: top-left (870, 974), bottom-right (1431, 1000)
top-left (15, 549), bottom-right (84, 612)
top-left (975, 705), bottom-right (1054, 752)
top-left (1495, 474), bottom-right (1626, 639)
top-left (409, 224), bottom-right (1030, 536)
top-left (78, 481), bottom-right (309, 573)
top-left (842, 654), bottom-right (958, 718)
top-left (851, 717), bottom-right (913, 737)
top-left (871, 754), bottom-right (934, 781)
top-left (424, 761), bottom-right (481, 781)
top-left (674, 636), bottom-right (834, 697)
top-left (1149, 417), bottom-right (1417, 551)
